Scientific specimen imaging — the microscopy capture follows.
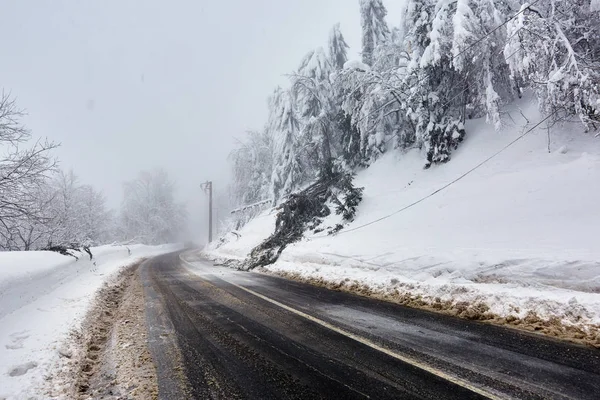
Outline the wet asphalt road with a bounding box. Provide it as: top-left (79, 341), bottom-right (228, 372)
top-left (141, 252), bottom-right (600, 400)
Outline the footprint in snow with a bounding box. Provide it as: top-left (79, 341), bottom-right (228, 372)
top-left (8, 362), bottom-right (37, 377)
top-left (5, 331), bottom-right (29, 350)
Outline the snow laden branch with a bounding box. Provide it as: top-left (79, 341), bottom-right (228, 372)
top-left (504, 1), bottom-right (600, 129)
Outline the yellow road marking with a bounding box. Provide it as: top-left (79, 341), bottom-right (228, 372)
top-left (179, 254), bottom-right (504, 400)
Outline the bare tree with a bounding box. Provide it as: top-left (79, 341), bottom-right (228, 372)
top-left (0, 92), bottom-right (57, 249)
top-left (6, 183), bottom-right (55, 250)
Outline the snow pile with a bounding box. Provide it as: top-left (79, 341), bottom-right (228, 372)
top-left (0, 244), bottom-right (179, 400)
top-left (206, 99), bottom-right (600, 335)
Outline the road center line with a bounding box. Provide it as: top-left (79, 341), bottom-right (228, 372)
top-left (179, 254), bottom-right (503, 400)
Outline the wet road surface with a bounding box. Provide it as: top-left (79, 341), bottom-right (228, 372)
top-left (141, 252), bottom-right (600, 400)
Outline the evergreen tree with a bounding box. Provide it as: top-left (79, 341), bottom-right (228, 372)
top-left (333, 65), bottom-right (370, 167)
top-left (449, 0), bottom-right (513, 129)
top-left (328, 23), bottom-right (349, 70)
top-left (294, 47), bottom-right (335, 175)
top-left (270, 89), bottom-right (306, 203)
top-left (359, 0), bottom-right (390, 66)
top-left (403, 0), bottom-right (435, 72)
top-left (402, 0), bottom-right (464, 167)
top-left (296, 47), bottom-right (332, 82)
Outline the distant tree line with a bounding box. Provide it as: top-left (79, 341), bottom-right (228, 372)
top-left (0, 92), bottom-right (187, 251)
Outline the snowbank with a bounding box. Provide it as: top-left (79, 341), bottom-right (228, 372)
top-left (205, 98), bottom-right (600, 339)
top-left (0, 244), bottom-right (180, 400)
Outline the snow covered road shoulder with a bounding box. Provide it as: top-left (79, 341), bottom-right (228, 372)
top-left (0, 244), bottom-right (179, 400)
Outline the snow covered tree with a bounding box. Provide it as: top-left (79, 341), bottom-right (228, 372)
top-left (269, 88), bottom-right (306, 203)
top-left (332, 52), bottom-right (402, 166)
top-left (1, 167), bottom-right (114, 251)
top-left (403, 0), bottom-right (436, 70)
top-left (402, 0), bottom-right (468, 167)
top-left (120, 169), bottom-right (187, 245)
top-left (504, 1), bottom-right (600, 129)
top-left (39, 170), bottom-right (110, 247)
top-left (228, 100), bottom-right (277, 229)
top-left (230, 129), bottom-right (273, 207)
top-left (328, 23), bottom-right (349, 70)
top-left (333, 4), bottom-right (412, 166)
top-left (293, 47), bottom-right (335, 176)
top-left (0, 92), bottom-right (117, 251)
top-left (331, 68), bottom-right (364, 168)
top-left (327, 25), bottom-right (369, 168)
top-left (359, 0), bottom-right (391, 66)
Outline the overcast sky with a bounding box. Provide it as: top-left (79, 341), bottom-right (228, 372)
top-left (0, 0), bottom-right (403, 240)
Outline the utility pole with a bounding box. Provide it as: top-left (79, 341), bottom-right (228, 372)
top-left (201, 181), bottom-right (213, 243)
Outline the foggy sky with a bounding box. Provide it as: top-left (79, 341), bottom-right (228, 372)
top-left (0, 0), bottom-right (403, 241)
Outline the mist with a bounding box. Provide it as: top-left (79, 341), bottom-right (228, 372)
top-left (0, 0), bottom-right (403, 242)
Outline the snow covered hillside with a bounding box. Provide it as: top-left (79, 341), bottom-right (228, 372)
top-left (0, 244), bottom-right (179, 400)
top-left (205, 99), bottom-right (600, 345)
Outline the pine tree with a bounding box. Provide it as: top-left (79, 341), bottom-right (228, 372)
top-left (328, 23), bottom-right (349, 70)
top-left (403, 0), bottom-right (465, 168)
top-left (270, 89), bottom-right (306, 203)
top-left (359, 0), bottom-right (390, 66)
top-left (333, 65), bottom-right (371, 167)
top-left (403, 0), bottom-right (435, 72)
top-left (294, 47), bottom-right (335, 175)
top-left (449, 0), bottom-right (513, 130)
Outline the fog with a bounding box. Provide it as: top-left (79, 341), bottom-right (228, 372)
top-left (0, 0), bottom-right (402, 242)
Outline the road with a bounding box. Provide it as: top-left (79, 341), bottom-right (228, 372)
top-left (140, 252), bottom-right (600, 400)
